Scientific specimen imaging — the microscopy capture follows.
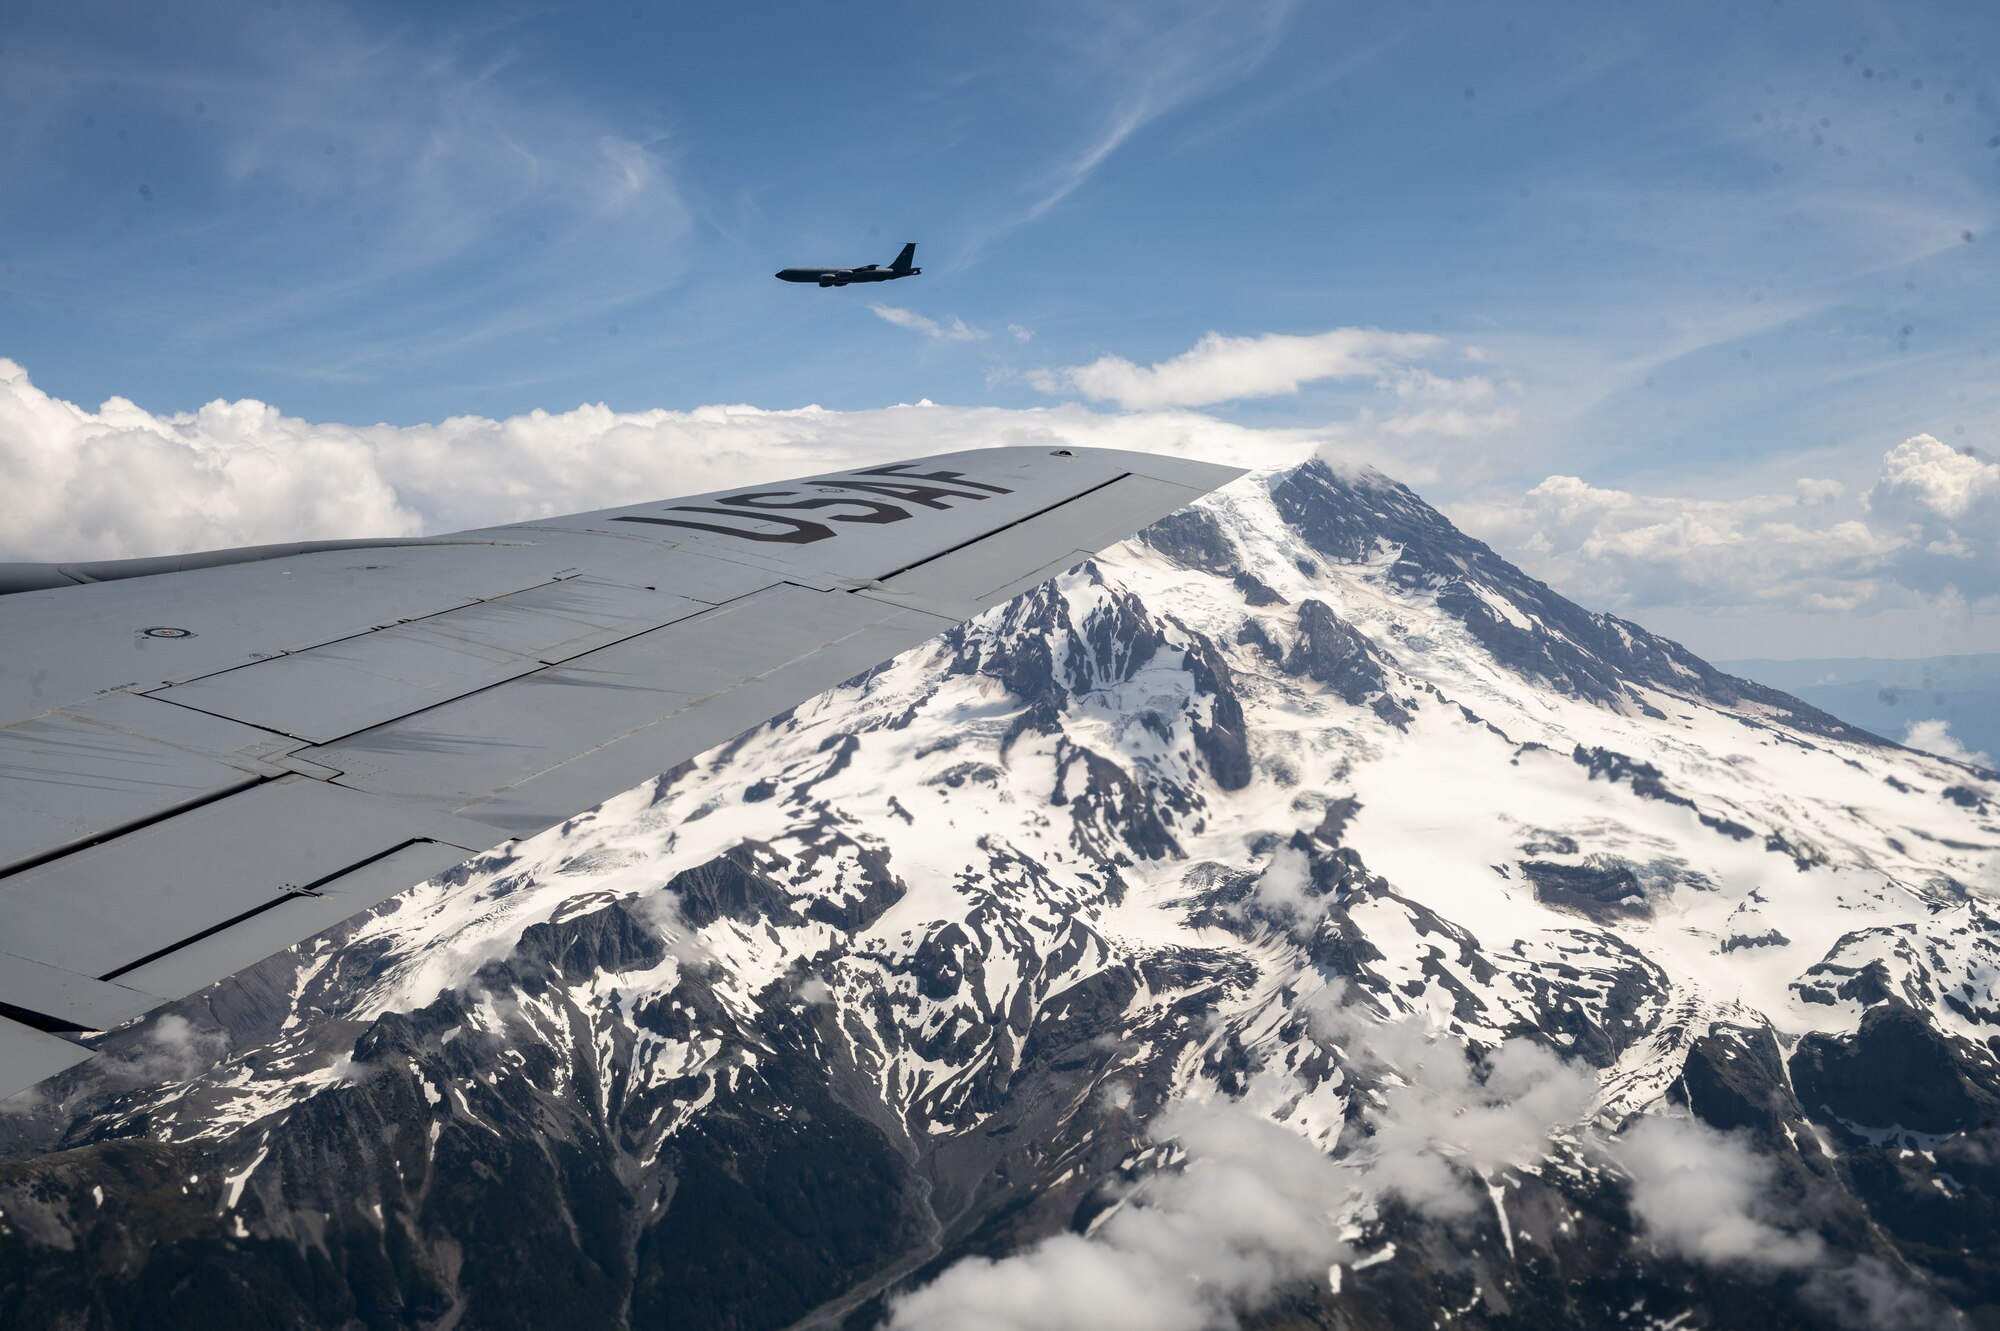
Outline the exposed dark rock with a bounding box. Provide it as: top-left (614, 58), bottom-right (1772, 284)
top-left (1719, 929), bottom-right (1790, 952)
top-left (799, 841), bottom-right (906, 933)
top-left (1232, 570), bottom-right (1285, 605)
top-left (505, 899), bottom-right (668, 979)
top-left (1699, 812), bottom-right (1757, 841)
top-left (1179, 631), bottom-right (1251, 791)
top-left (908, 923), bottom-right (982, 1004)
top-left (1139, 507), bottom-right (1237, 574)
top-left (1500, 930), bottom-right (1666, 1068)
top-left (666, 846), bottom-right (799, 929)
top-left (1670, 1026), bottom-right (1806, 1143)
top-left (1792, 1002), bottom-right (2000, 1137)
top-left (1521, 859), bottom-right (1649, 919)
top-left (1793, 956), bottom-right (1899, 1008)
top-left (1070, 583), bottom-right (1164, 691)
top-left (1235, 618), bottom-right (1282, 664)
top-left (1282, 601), bottom-right (1405, 732)
top-left (791, 732), bottom-right (862, 802)
top-left (1053, 742), bottom-right (1180, 861)
top-left (1764, 830), bottom-right (1829, 871)
top-left (1312, 796), bottom-right (1361, 846)
top-left (1572, 745), bottom-right (1696, 809)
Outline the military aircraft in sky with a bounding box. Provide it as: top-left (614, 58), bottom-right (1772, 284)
top-left (776, 242), bottom-right (921, 288)
top-left (0, 446), bottom-right (1239, 1099)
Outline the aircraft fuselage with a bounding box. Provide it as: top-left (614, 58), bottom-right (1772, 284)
top-left (774, 266), bottom-right (920, 287)
top-left (776, 243), bottom-right (921, 288)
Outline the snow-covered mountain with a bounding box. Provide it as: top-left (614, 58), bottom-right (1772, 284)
top-left (3, 459), bottom-right (1997, 1330)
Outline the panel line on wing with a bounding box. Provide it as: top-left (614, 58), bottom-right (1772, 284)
top-left (0, 772), bottom-right (275, 887)
top-left (142, 576), bottom-right (813, 752)
top-left (95, 836), bottom-right (457, 983)
top-left (865, 472), bottom-right (1131, 583)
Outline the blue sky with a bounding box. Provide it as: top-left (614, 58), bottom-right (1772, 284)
top-left (4, 0), bottom-right (1999, 660)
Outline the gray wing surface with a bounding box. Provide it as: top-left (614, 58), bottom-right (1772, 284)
top-left (0, 446), bottom-right (1241, 1098)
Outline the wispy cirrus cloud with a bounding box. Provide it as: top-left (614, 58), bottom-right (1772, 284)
top-left (1028, 327), bottom-right (1445, 410)
top-left (958, 0), bottom-right (1295, 261)
top-left (0, 3), bottom-right (689, 383)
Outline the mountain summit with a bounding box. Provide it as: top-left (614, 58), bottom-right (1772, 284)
top-left (3, 459), bottom-right (1995, 1330)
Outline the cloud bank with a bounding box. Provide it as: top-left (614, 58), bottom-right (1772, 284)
top-left (0, 358), bottom-right (1313, 562)
top-left (1868, 435), bottom-right (2000, 602)
top-left (3, 352), bottom-right (1988, 653)
top-left (1453, 434), bottom-right (2000, 616)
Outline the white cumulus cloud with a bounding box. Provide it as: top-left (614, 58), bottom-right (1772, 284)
top-left (1450, 472), bottom-right (1887, 613)
top-left (1029, 328), bottom-right (1446, 409)
top-left (1450, 434), bottom-right (2000, 620)
top-left (887, 992), bottom-right (1908, 1330)
top-left (1902, 719), bottom-right (1993, 768)
top-left (1307, 1001), bottom-right (1599, 1219)
top-left (885, 1099), bottom-right (1352, 1331)
top-left (1610, 1115), bottom-right (1823, 1270)
top-left (1866, 435), bottom-right (2000, 600)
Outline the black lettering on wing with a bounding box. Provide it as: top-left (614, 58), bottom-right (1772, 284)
top-left (825, 479), bottom-right (992, 509)
top-left (606, 467), bottom-right (1009, 544)
top-left (612, 507), bottom-right (835, 544)
top-left (715, 491), bottom-right (911, 525)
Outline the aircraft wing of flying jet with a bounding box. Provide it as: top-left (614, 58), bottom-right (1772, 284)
top-left (0, 445), bottom-right (1241, 1099)
top-left (777, 241), bottom-right (922, 287)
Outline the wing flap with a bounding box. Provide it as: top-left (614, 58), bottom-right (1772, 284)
top-left (0, 692), bottom-right (297, 876)
top-left (108, 841), bottom-right (482, 1002)
top-left (0, 1019), bottom-right (94, 1093)
top-left (0, 775), bottom-right (503, 982)
top-left (0, 951), bottom-right (160, 1032)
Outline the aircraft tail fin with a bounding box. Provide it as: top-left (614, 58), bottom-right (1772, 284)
top-left (891, 242), bottom-right (917, 273)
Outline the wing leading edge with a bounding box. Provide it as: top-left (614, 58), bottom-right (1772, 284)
top-left (0, 445), bottom-right (1242, 1099)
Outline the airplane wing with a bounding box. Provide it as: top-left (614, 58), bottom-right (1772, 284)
top-left (0, 445), bottom-right (1242, 1098)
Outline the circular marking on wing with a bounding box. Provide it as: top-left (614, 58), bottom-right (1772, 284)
top-left (140, 626), bottom-right (196, 639)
